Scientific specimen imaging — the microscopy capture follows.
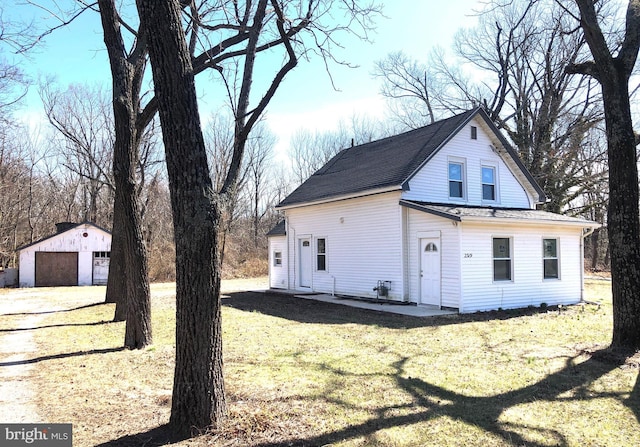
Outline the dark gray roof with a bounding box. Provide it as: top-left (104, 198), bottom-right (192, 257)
top-left (400, 201), bottom-right (599, 226)
top-left (277, 108), bottom-right (546, 208)
top-left (266, 220), bottom-right (286, 237)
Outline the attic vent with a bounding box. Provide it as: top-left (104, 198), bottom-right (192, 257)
top-left (471, 126), bottom-right (477, 140)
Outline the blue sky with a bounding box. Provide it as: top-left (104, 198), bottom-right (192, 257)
top-left (11, 1), bottom-right (482, 154)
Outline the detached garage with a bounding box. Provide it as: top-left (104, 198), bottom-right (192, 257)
top-left (18, 222), bottom-right (112, 288)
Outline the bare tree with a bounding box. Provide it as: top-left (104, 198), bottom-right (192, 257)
top-left (373, 51), bottom-right (440, 128)
top-left (136, 0), bottom-right (380, 436)
top-left (289, 114), bottom-right (392, 185)
top-left (564, 0), bottom-right (640, 350)
top-left (374, 0), bottom-right (605, 214)
top-left (41, 83), bottom-right (114, 223)
top-left (243, 123), bottom-right (276, 248)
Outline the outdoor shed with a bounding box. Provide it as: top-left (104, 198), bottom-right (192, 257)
top-left (18, 222), bottom-right (112, 288)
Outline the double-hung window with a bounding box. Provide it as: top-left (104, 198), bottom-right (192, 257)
top-left (449, 161), bottom-right (465, 199)
top-left (543, 239), bottom-right (559, 279)
top-left (493, 237), bottom-right (512, 281)
top-left (482, 166), bottom-right (496, 201)
top-left (316, 238), bottom-right (327, 271)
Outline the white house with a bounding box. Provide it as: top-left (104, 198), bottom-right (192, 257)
top-left (268, 107), bottom-right (599, 313)
top-left (18, 222), bottom-right (112, 288)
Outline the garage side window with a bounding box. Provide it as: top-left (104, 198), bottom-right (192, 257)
top-left (493, 237), bottom-right (512, 281)
top-left (273, 251), bottom-right (282, 267)
top-left (316, 238), bottom-right (327, 271)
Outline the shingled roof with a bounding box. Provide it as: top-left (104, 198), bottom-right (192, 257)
top-left (277, 107), bottom-right (544, 208)
top-left (400, 201), bottom-right (599, 227)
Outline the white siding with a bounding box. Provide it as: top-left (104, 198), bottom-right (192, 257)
top-left (459, 222), bottom-right (583, 312)
top-left (268, 236), bottom-right (288, 289)
top-left (19, 224), bottom-right (111, 288)
top-left (402, 117), bottom-right (534, 208)
top-left (284, 192), bottom-right (405, 300)
top-left (405, 208), bottom-right (461, 308)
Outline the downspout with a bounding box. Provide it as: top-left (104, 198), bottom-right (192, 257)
top-left (580, 226), bottom-right (596, 302)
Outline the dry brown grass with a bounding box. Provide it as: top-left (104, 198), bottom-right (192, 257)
top-left (1, 278), bottom-right (639, 447)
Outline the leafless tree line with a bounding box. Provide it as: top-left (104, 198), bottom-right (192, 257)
top-left (1, 0), bottom-right (628, 277)
top-left (0, 82), bottom-right (286, 278)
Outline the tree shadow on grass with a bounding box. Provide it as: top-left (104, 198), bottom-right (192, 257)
top-left (0, 301), bottom-right (108, 317)
top-left (222, 291), bottom-right (576, 329)
top-left (93, 347), bottom-right (637, 447)
top-left (94, 424), bottom-right (189, 447)
top-left (255, 348), bottom-right (636, 447)
top-left (0, 320), bottom-right (116, 333)
top-left (0, 346), bottom-right (125, 367)
top-left (625, 353), bottom-right (640, 422)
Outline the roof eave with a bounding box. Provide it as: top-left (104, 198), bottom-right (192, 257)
top-left (277, 185), bottom-right (403, 210)
top-left (401, 108), bottom-right (480, 189)
top-left (399, 200), bottom-right (462, 221)
top-left (459, 215), bottom-right (601, 228)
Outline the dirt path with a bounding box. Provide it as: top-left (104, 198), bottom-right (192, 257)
top-left (0, 290), bottom-right (57, 423)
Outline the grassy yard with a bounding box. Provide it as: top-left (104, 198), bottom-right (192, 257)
top-left (1, 279), bottom-right (638, 446)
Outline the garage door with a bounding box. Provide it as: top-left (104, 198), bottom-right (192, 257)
top-left (35, 252), bottom-right (78, 287)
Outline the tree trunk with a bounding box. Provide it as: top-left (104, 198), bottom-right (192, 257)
top-left (105, 201), bottom-right (127, 322)
top-left (98, 0), bottom-right (152, 348)
top-left (589, 228), bottom-right (600, 270)
top-left (601, 76), bottom-right (640, 348)
top-left (136, 0), bottom-right (226, 435)
top-left (568, 0), bottom-right (640, 350)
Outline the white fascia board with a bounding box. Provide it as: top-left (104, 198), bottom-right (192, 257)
top-left (460, 216), bottom-right (601, 228)
top-left (276, 186), bottom-right (402, 211)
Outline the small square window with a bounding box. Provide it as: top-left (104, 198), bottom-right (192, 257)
top-left (273, 251), bottom-right (282, 267)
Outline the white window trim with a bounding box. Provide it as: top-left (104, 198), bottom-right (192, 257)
top-left (315, 236), bottom-right (328, 272)
top-left (273, 250), bottom-right (283, 267)
top-left (448, 157), bottom-right (467, 201)
top-left (481, 161), bottom-right (499, 204)
top-left (542, 237), bottom-right (561, 280)
top-left (492, 236), bottom-right (513, 282)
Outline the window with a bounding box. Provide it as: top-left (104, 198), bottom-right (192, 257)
top-left (493, 237), bottom-right (512, 281)
top-left (482, 166), bottom-right (496, 201)
top-left (94, 251), bottom-right (110, 258)
top-left (273, 251), bottom-right (282, 267)
top-left (543, 239), bottom-right (559, 279)
top-left (449, 162), bottom-right (464, 199)
top-left (471, 126), bottom-right (477, 140)
top-left (425, 242), bottom-right (438, 252)
top-left (316, 238), bottom-right (326, 271)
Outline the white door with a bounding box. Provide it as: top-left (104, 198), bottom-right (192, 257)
top-left (299, 238), bottom-right (312, 288)
top-left (420, 238), bottom-right (441, 306)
